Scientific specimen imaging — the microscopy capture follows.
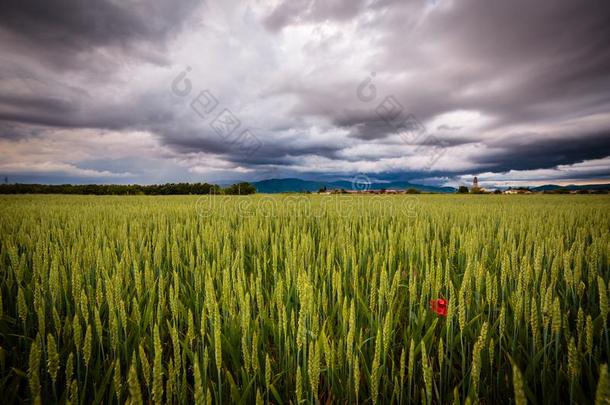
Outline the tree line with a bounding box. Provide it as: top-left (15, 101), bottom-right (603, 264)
top-left (0, 182), bottom-right (257, 195)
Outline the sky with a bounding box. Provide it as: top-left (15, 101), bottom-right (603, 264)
top-left (1, 0), bottom-right (610, 188)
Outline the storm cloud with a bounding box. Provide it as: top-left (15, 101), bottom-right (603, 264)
top-left (1, 0), bottom-right (609, 186)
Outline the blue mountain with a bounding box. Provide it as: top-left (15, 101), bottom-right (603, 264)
top-left (251, 178), bottom-right (456, 193)
top-left (531, 184), bottom-right (610, 191)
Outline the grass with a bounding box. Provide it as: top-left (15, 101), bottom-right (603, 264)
top-left (0, 194), bottom-right (609, 404)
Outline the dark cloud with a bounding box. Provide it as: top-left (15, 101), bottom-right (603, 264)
top-left (275, 0), bottom-right (610, 134)
top-left (0, 89), bottom-right (176, 132)
top-left (162, 125), bottom-right (342, 166)
top-left (477, 131), bottom-right (610, 172)
top-left (0, 121), bottom-right (45, 141)
top-left (0, 0), bottom-right (201, 67)
top-left (1, 0), bottom-right (609, 185)
top-left (374, 0), bottom-right (610, 127)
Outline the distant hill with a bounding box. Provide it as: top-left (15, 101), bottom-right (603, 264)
top-left (327, 180), bottom-right (456, 193)
top-left (531, 184), bottom-right (610, 191)
top-left (251, 178), bottom-right (456, 193)
top-left (251, 178), bottom-right (327, 193)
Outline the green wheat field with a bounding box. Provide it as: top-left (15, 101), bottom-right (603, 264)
top-left (1, 194), bottom-right (609, 404)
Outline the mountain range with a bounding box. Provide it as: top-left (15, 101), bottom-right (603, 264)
top-left (247, 178), bottom-right (610, 194)
top-left (250, 178), bottom-right (456, 193)
top-left (530, 184), bottom-right (610, 191)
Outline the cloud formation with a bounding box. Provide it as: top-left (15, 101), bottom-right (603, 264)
top-left (1, 0), bottom-right (609, 186)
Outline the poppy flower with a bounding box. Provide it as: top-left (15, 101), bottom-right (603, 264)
top-left (430, 299), bottom-right (447, 317)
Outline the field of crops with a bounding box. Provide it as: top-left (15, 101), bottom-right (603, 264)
top-left (0, 194), bottom-right (609, 404)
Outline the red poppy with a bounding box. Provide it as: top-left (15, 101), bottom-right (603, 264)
top-left (430, 299), bottom-right (447, 317)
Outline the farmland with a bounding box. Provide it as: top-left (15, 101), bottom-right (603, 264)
top-left (0, 194), bottom-right (609, 404)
